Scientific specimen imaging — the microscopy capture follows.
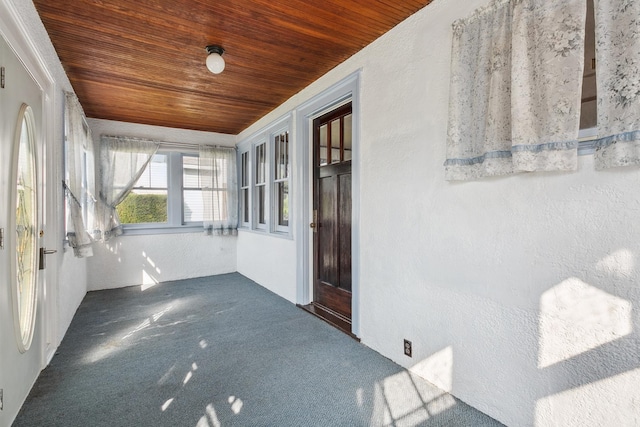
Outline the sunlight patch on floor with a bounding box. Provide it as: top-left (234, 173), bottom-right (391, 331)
top-left (161, 398), bottom-right (174, 411)
top-left (228, 396), bottom-right (244, 414)
top-left (538, 277), bottom-right (632, 368)
top-left (122, 304), bottom-right (173, 340)
top-left (369, 365), bottom-right (457, 427)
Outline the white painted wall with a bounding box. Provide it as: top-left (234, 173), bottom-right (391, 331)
top-left (237, 231), bottom-right (297, 302)
top-left (86, 119), bottom-right (238, 291)
top-left (237, 0), bottom-right (640, 425)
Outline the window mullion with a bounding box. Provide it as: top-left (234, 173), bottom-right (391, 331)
top-left (167, 152), bottom-right (183, 226)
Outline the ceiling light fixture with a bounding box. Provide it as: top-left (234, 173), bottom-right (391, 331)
top-left (205, 45), bottom-right (225, 74)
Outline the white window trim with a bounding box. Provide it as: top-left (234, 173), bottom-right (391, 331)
top-left (578, 126), bottom-right (598, 156)
top-left (239, 151), bottom-right (251, 228)
top-left (271, 126), bottom-right (291, 234)
top-left (237, 112), bottom-right (293, 238)
top-left (253, 140), bottom-right (268, 231)
top-left (120, 149), bottom-right (204, 235)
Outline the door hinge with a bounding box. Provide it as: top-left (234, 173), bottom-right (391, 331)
top-left (310, 209), bottom-right (318, 232)
top-left (1, 66), bottom-right (5, 89)
top-left (0, 228), bottom-right (4, 249)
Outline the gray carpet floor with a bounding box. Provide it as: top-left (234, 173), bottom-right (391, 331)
top-left (14, 273), bottom-right (503, 426)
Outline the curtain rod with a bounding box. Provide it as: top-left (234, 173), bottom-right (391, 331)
top-left (100, 135), bottom-right (236, 151)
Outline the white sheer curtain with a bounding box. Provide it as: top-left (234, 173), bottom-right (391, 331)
top-left (97, 136), bottom-right (159, 240)
top-left (199, 145), bottom-right (238, 236)
top-left (593, 0), bottom-right (640, 169)
top-left (64, 93), bottom-right (94, 257)
top-left (445, 0), bottom-right (586, 181)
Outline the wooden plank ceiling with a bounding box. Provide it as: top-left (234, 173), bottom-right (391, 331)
top-left (33, 0), bottom-right (433, 135)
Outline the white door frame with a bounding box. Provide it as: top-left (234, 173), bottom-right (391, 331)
top-left (1, 0), bottom-right (59, 366)
top-left (295, 71), bottom-right (361, 337)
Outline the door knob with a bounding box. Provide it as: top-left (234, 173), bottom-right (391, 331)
top-left (310, 222), bottom-right (316, 229)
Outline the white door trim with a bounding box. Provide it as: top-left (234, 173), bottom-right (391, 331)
top-left (294, 71), bottom-right (361, 337)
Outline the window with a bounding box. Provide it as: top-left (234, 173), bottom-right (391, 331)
top-left (237, 113), bottom-right (292, 236)
top-left (254, 142), bottom-right (267, 228)
top-left (182, 155), bottom-right (204, 222)
top-left (580, 0), bottom-right (597, 132)
top-left (118, 153), bottom-right (168, 224)
top-left (274, 131), bottom-right (290, 229)
top-left (117, 151), bottom-right (205, 232)
top-left (240, 151), bottom-right (250, 226)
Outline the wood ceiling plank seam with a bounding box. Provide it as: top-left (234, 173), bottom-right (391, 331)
top-left (39, 12), bottom-right (353, 74)
top-left (75, 74), bottom-right (281, 109)
top-left (33, 0), bottom-right (434, 134)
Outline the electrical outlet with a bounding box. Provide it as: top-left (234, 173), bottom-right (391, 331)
top-left (404, 339), bottom-right (412, 357)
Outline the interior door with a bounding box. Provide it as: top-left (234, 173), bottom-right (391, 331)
top-left (310, 103), bottom-right (353, 334)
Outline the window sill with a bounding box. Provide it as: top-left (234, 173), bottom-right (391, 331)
top-left (238, 227), bottom-right (293, 241)
top-left (578, 127), bottom-right (598, 156)
top-left (120, 224), bottom-right (205, 236)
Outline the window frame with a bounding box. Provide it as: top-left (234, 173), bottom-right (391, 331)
top-left (237, 113), bottom-right (293, 238)
top-left (271, 128), bottom-right (290, 233)
top-left (239, 150), bottom-right (251, 228)
top-left (578, 0), bottom-right (597, 157)
top-left (120, 149), bottom-right (204, 235)
top-left (253, 141), bottom-right (268, 231)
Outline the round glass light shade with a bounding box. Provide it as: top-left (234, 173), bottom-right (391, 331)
top-left (206, 53), bottom-right (225, 74)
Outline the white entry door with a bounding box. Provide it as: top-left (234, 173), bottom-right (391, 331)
top-left (0, 31), bottom-right (51, 423)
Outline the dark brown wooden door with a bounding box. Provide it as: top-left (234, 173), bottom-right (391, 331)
top-left (312, 103), bottom-right (353, 329)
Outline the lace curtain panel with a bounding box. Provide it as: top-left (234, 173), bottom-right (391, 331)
top-left (199, 146), bottom-right (238, 235)
top-left (64, 93), bottom-right (94, 257)
top-left (593, 0), bottom-right (640, 169)
top-left (445, 0), bottom-right (586, 181)
top-left (97, 136), bottom-right (159, 240)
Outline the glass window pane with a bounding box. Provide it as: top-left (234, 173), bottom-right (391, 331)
top-left (15, 107), bottom-right (38, 348)
top-left (241, 152), bottom-right (248, 187)
top-left (256, 143), bottom-right (265, 184)
top-left (344, 114), bottom-right (352, 161)
top-left (319, 124), bottom-right (328, 166)
top-left (183, 189), bottom-right (203, 222)
top-left (274, 132), bottom-right (289, 180)
top-left (284, 132), bottom-right (289, 178)
top-left (243, 188), bottom-right (249, 223)
top-left (183, 156), bottom-right (200, 188)
top-left (117, 189), bottom-right (167, 224)
top-left (275, 134), bottom-right (282, 180)
top-left (278, 181), bottom-right (289, 227)
top-left (258, 185), bottom-right (265, 224)
top-left (136, 154), bottom-right (167, 188)
top-left (331, 118), bottom-right (341, 163)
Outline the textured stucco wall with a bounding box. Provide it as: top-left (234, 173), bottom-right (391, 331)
top-left (236, 231), bottom-right (297, 303)
top-left (237, 0), bottom-right (640, 425)
top-left (87, 233), bottom-right (237, 291)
